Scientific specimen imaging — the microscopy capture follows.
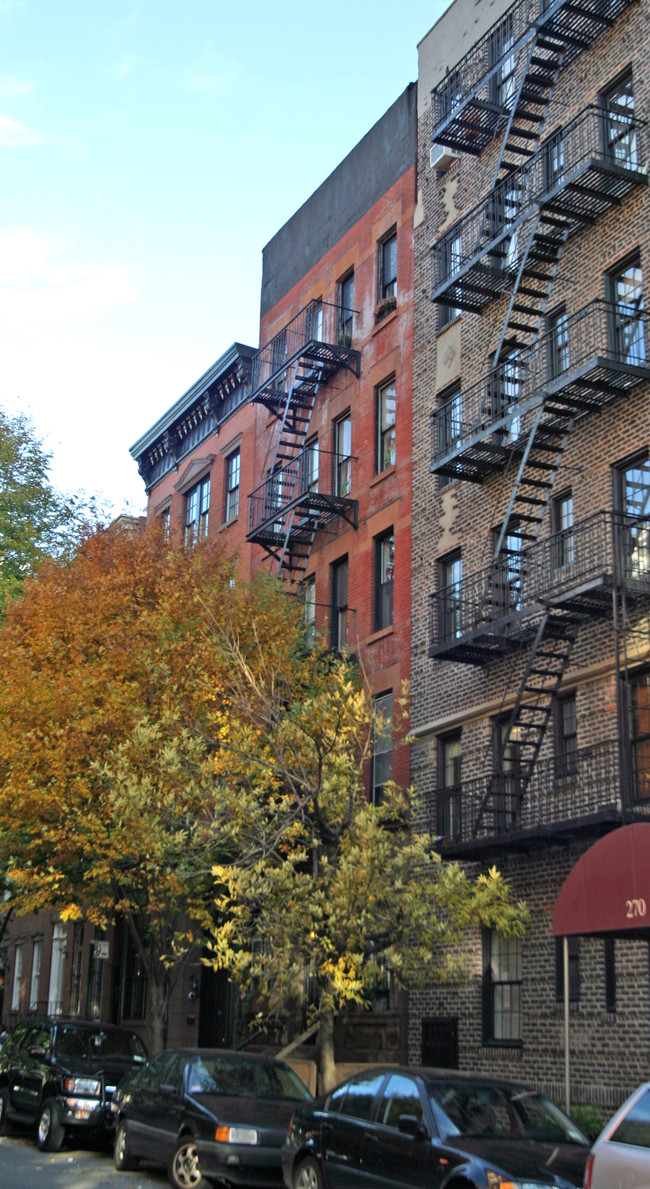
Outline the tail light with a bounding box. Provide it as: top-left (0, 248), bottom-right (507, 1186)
top-left (583, 1153), bottom-right (595, 1189)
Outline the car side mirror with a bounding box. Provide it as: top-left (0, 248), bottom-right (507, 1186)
top-left (397, 1114), bottom-right (426, 1138)
top-left (159, 1083), bottom-right (180, 1099)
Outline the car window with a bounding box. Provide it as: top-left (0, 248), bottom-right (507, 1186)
top-left (185, 1056), bottom-right (309, 1101)
top-left (427, 1080), bottom-right (586, 1143)
top-left (610, 1088), bottom-right (650, 1148)
top-left (23, 1025), bottom-right (51, 1052)
top-left (339, 1072), bottom-right (386, 1121)
top-left (56, 1026), bottom-right (147, 1061)
top-left (3, 1024), bottom-right (28, 1053)
top-left (135, 1051), bottom-right (179, 1091)
top-left (378, 1074), bottom-right (423, 1129)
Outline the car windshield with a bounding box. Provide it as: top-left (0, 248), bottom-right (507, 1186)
top-left (186, 1056), bottom-right (311, 1101)
top-left (56, 1026), bottom-right (147, 1062)
top-left (426, 1080), bottom-right (587, 1144)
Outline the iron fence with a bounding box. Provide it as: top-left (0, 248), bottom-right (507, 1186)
top-left (250, 301), bottom-right (356, 401)
top-left (248, 447), bottom-right (354, 537)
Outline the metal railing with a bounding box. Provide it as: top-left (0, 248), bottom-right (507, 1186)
top-left (248, 448), bottom-right (354, 537)
top-left (430, 737), bottom-right (622, 844)
top-left (430, 511), bottom-right (650, 652)
top-left (251, 301), bottom-right (356, 401)
top-left (431, 0), bottom-right (635, 141)
top-left (431, 105), bottom-right (646, 300)
top-left (430, 301), bottom-right (649, 469)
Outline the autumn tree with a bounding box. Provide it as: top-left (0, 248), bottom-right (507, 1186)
top-left (200, 612), bottom-right (529, 1090)
top-left (0, 524), bottom-right (291, 1050)
top-left (0, 409), bottom-right (93, 615)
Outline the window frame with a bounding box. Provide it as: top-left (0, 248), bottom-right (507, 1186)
top-left (551, 488), bottom-right (574, 571)
top-left (554, 689), bottom-right (578, 778)
top-left (482, 928), bottom-right (523, 1046)
top-left (601, 69), bottom-right (637, 169)
top-left (338, 270), bottom-right (354, 346)
top-left (224, 449), bottom-right (240, 523)
top-left (607, 253), bottom-right (645, 367)
top-left (184, 473), bottom-right (211, 546)
top-left (372, 691), bottom-right (393, 806)
top-left (330, 556), bottom-right (349, 653)
top-left (438, 550), bottom-right (462, 641)
top-left (555, 935), bottom-right (581, 1003)
top-left (334, 413), bottom-right (352, 498)
top-left (437, 729), bottom-right (462, 840)
top-left (374, 529), bottom-right (395, 632)
top-left (376, 377), bottom-right (396, 473)
top-left (378, 229), bottom-right (397, 303)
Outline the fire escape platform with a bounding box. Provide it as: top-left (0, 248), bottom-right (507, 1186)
top-left (430, 0), bottom-right (635, 154)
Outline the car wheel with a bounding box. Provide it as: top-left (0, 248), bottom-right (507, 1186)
top-left (0, 1086), bottom-right (12, 1136)
top-left (293, 1156), bottom-right (324, 1189)
top-left (114, 1119), bottom-right (140, 1172)
top-left (36, 1099), bottom-right (66, 1152)
top-left (167, 1136), bottom-right (208, 1189)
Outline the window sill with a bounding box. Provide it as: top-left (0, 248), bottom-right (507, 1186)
top-left (370, 465), bottom-right (396, 488)
top-left (437, 313), bottom-right (461, 337)
top-left (219, 516), bottom-right (238, 532)
top-left (372, 307), bottom-right (398, 335)
top-left (367, 624), bottom-right (394, 644)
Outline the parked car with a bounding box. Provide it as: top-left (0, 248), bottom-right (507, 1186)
top-left (584, 1080), bottom-right (650, 1188)
top-left (0, 1016), bottom-right (148, 1151)
top-left (112, 1047), bottom-right (312, 1189)
top-left (282, 1066), bottom-right (591, 1189)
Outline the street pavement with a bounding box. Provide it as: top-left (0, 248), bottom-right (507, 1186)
top-left (0, 1133), bottom-right (168, 1188)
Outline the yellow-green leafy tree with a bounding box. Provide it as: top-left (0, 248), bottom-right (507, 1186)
top-left (201, 610), bottom-right (529, 1090)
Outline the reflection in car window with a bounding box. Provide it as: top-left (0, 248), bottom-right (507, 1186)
top-left (56, 1026), bottom-right (147, 1062)
top-left (339, 1073), bottom-right (386, 1121)
top-left (184, 1056), bottom-right (310, 1101)
top-left (611, 1088), bottom-right (650, 1149)
top-left (24, 1025), bottom-right (51, 1052)
top-left (136, 1051), bottom-right (178, 1091)
top-left (426, 1080), bottom-right (587, 1144)
top-left (379, 1074), bottom-right (423, 1129)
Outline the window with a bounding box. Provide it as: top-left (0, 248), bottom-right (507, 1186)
top-left (184, 474), bottom-right (210, 545)
top-left (378, 230), bottom-right (397, 301)
top-left (331, 557), bottom-right (348, 652)
top-left (48, 922), bottom-right (67, 1015)
top-left (339, 271), bottom-right (354, 346)
top-left (302, 438), bottom-right (319, 494)
top-left (439, 232), bottom-right (462, 328)
top-left (547, 306), bottom-right (570, 380)
top-left (609, 1087), bottom-right (650, 1148)
top-left (438, 383), bottom-right (463, 489)
top-left (11, 943), bottom-right (23, 1012)
top-left (555, 936), bottom-right (580, 1002)
top-left (225, 450), bottom-right (240, 522)
top-left (334, 414), bottom-right (352, 497)
top-left (616, 454), bottom-right (650, 581)
top-left (491, 352), bottom-right (522, 444)
top-left (555, 691), bottom-right (578, 778)
top-left (629, 670), bottom-right (650, 803)
top-left (438, 731), bottom-right (462, 840)
top-left (374, 530), bottom-right (394, 631)
top-left (609, 256), bottom-right (645, 366)
top-left (493, 714), bottom-right (523, 830)
top-left (377, 379), bottom-right (396, 472)
top-left (602, 71), bottom-right (637, 169)
top-left (483, 930), bottom-right (522, 1043)
top-left (439, 551), bottom-right (462, 641)
top-left (160, 506), bottom-right (170, 539)
top-left (302, 575), bottom-right (316, 644)
top-left (335, 1071), bottom-right (386, 1120)
top-left (489, 14), bottom-right (515, 109)
top-left (492, 523), bottom-right (523, 614)
top-left (372, 692), bottom-right (393, 805)
top-left (552, 489), bottom-right (574, 569)
top-left (30, 939), bottom-right (42, 1011)
top-left (543, 128), bottom-right (565, 192)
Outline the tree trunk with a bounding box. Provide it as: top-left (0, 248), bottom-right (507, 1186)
top-left (318, 1009), bottom-right (336, 1093)
top-left (146, 978), bottom-right (167, 1054)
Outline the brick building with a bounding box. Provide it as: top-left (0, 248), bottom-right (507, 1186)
top-left (0, 85), bottom-right (417, 1061)
top-left (410, 0), bottom-right (650, 1109)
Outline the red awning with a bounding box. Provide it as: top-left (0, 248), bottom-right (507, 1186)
top-left (552, 823), bottom-right (650, 937)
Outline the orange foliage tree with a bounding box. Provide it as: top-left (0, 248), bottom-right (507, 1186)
top-left (0, 522), bottom-right (299, 1050)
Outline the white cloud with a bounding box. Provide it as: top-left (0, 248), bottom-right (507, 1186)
top-left (0, 75), bottom-right (32, 100)
top-left (183, 52), bottom-right (239, 95)
top-left (0, 112), bottom-right (41, 147)
top-left (0, 230), bottom-right (136, 322)
top-left (118, 55), bottom-right (139, 77)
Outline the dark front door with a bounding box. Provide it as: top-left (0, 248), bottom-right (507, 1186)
top-left (198, 965), bottom-right (233, 1048)
top-left (421, 1018), bottom-right (459, 1069)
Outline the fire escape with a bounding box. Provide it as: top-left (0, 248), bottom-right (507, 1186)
top-left (246, 300), bottom-right (360, 580)
top-left (428, 0), bottom-right (650, 852)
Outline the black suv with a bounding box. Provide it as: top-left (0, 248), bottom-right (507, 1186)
top-left (0, 1017), bottom-right (148, 1151)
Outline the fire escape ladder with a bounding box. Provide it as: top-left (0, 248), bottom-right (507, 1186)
top-left (473, 610), bottom-right (581, 837)
top-left (267, 357), bottom-right (324, 578)
top-left (491, 32), bottom-right (565, 186)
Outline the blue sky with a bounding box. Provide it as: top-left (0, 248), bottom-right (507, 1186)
top-left (0, 0), bottom-right (443, 513)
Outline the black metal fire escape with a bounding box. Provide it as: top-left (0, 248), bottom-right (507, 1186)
top-left (429, 0), bottom-right (644, 842)
top-left (247, 300), bottom-right (360, 580)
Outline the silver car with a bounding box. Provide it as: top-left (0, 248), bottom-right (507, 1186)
top-left (585, 1082), bottom-right (650, 1188)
